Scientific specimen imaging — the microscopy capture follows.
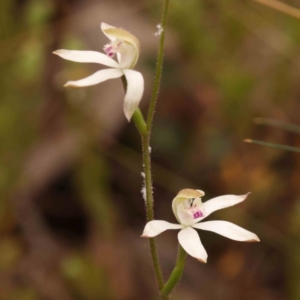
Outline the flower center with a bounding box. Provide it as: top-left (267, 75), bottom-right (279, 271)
top-left (103, 39), bottom-right (124, 58)
top-left (185, 198), bottom-right (203, 220)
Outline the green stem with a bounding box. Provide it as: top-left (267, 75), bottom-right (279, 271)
top-left (121, 0), bottom-right (172, 295)
top-left (141, 134), bottom-right (165, 291)
top-left (132, 109), bottom-right (147, 137)
top-left (161, 245), bottom-right (187, 298)
top-left (147, 0), bottom-right (170, 132)
top-left (121, 76), bottom-right (165, 292)
top-left (143, 0), bottom-right (171, 290)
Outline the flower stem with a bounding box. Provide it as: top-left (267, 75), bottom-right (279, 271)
top-left (121, 76), bottom-right (165, 292)
top-left (132, 109), bottom-right (147, 137)
top-left (146, 0), bottom-right (170, 132)
top-left (160, 245), bottom-right (187, 298)
top-left (122, 0), bottom-right (172, 295)
top-left (141, 134), bottom-right (165, 291)
top-left (141, 0), bottom-right (171, 292)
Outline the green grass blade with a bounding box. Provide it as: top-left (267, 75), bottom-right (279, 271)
top-left (244, 139), bottom-right (300, 153)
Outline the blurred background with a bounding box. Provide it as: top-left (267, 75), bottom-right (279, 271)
top-left (1, 0), bottom-right (300, 299)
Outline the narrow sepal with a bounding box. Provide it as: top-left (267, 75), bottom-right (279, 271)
top-left (53, 49), bottom-right (120, 68)
top-left (64, 68), bottom-right (123, 88)
top-left (142, 220), bottom-right (183, 238)
top-left (193, 221), bottom-right (260, 242)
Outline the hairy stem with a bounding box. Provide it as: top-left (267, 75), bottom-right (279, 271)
top-left (161, 245), bottom-right (187, 298)
top-left (121, 76), bottom-right (165, 292)
top-left (142, 0), bottom-right (171, 292)
top-left (147, 0), bottom-right (170, 132)
top-left (132, 108), bottom-right (147, 137)
top-left (141, 134), bottom-right (165, 290)
top-left (122, 0), bottom-right (172, 296)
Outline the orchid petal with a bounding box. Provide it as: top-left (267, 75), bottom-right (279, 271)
top-left (64, 68), bottom-right (123, 88)
top-left (118, 43), bottom-right (138, 69)
top-left (101, 22), bottom-right (116, 41)
top-left (53, 50), bottom-right (120, 68)
top-left (193, 221), bottom-right (260, 242)
top-left (178, 227), bottom-right (207, 263)
top-left (123, 69), bottom-right (144, 121)
top-left (200, 193), bottom-right (250, 220)
top-left (142, 220), bottom-right (183, 238)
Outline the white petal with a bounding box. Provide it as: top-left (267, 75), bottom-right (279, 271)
top-left (193, 221), bottom-right (260, 242)
top-left (123, 69), bottom-right (144, 121)
top-left (64, 68), bottom-right (123, 88)
top-left (178, 227), bottom-right (207, 263)
top-left (118, 43), bottom-right (138, 69)
top-left (141, 220), bottom-right (183, 238)
top-left (53, 50), bottom-right (120, 68)
top-left (101, 22), bottom-right (116, 41)
top-left (201, 193), bottom-right (250, 220)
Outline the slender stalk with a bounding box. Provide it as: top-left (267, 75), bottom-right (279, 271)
top-left (122, 0), bottom-right (172, 295)
top-left (161, 245), bottom-right (187, 298)
top-left (147, 0), bottom-right (170, 132)
top-left (141, 134), bottom-right (165, 290)
top-left (141, 0), bottom-right (171, 291)
top-left (121, 76), bottom-right (165, 292)
top-left (132, 108), bottom-right (147, 137)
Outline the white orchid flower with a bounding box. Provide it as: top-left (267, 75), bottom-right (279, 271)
top-left (142, 189), bottom-right (259, 263)
top-left (53, 22), bottom-right (144, 121)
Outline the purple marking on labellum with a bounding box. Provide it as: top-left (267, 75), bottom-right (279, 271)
top-left (193, 211), bottom-right (203, 219)
top-left (104, 41), bottom-right (123, 58)
top-left (104, 45), bottom-right (113, 56)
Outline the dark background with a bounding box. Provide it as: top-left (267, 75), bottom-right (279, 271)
top-left (1, 0), bottom-right (300, 299)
